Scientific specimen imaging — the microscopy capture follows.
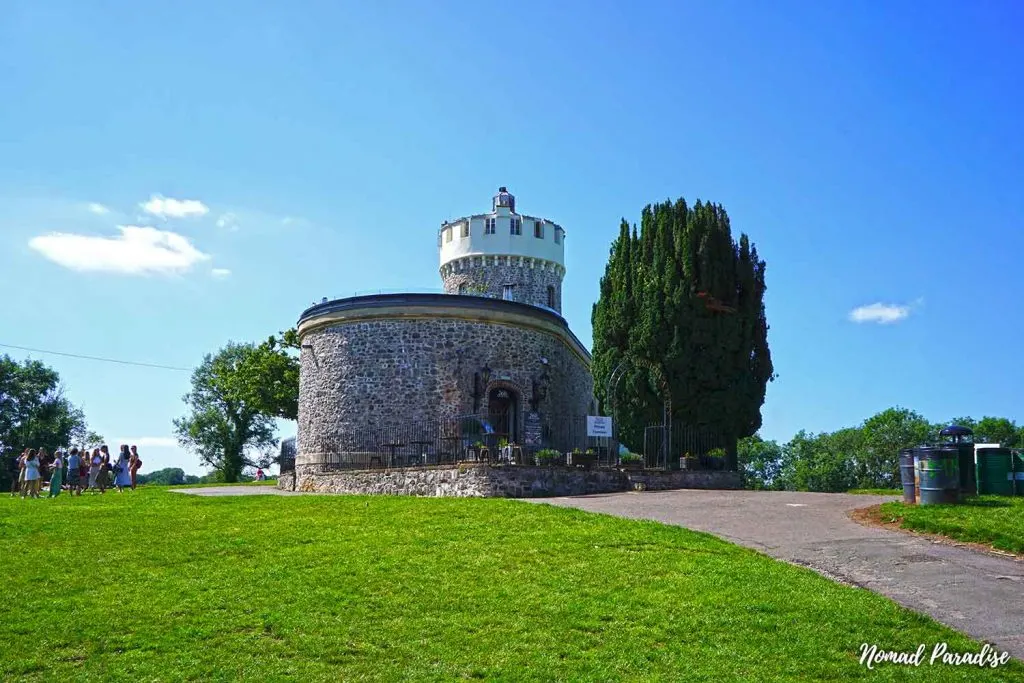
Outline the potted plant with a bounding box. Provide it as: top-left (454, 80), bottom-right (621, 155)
top-left (568, 447), bottom-right (596, 468)
top-left (469, 440), bottom-right (489, 462)
top-left (699, 447), bottom-right (727, 471)
top-left (619, 452), bottom-right (644, 470)
top-left (680, 451), bottom-right (698, 470)
top-left (535, 449), bottom-right (561, 467)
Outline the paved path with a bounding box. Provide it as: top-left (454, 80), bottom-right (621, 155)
top-left (171, 486), bottom-right (301, 496)
top-left (532, 490), bottom-right (1024, 660)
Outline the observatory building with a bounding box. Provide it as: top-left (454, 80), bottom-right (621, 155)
top-left (295, 187), bottom-right (594, 466)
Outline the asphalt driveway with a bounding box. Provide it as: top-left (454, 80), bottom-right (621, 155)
top-left (532, 489), bottom-right (1024, 660)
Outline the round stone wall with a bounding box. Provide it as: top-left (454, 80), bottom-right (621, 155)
top-left (297, 294), bottom-right (592, 459)
top-left (440, 257), bottom-right (564, 313)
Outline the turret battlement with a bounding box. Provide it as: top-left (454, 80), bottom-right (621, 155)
top-left (439, 188), bottom-right (566, 313)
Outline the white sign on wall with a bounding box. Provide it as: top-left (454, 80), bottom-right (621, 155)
top-left (586, 416), bottom-right (613, 438)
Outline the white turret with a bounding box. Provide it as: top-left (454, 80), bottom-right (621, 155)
top-left (438, 187), bottom-right (566, 313)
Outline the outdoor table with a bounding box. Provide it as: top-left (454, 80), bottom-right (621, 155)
top-left (380, 442), bottom-right (404, 467)
top-left (410, 440), bottom-right (433, 465)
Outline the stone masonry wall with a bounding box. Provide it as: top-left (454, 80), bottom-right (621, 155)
top-left (441, 260), bottom-right (563, 313)
top-left (298, 315), bottom-right (592, 458)
top-left (279, 464), bottom-right (742, 497)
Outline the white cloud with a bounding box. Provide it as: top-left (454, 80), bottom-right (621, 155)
top-left (215, 212), bottom-right (238, 230)
top-left (86, 202), bottom-right (110, 215)
top-left (141, 194), bottom-right (209, 219)
top-left (29, 226), bottom-right (210, 275)
top-left (848, 301), bottom-right (913, 324)
top-left (116, 437), bottom-right (178, 448)
top-left (211, 268), bottom-right (232, 278)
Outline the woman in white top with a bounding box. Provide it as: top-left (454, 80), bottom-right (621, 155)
top-left (88, 449), bottom-right (102, 492)
top-left (23, 449), bottom-right (41, 499)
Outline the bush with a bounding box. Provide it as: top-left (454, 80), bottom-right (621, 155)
top-left (535, 449), bottom-right (562, 465)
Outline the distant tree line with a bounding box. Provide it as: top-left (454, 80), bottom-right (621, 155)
top-left (136, 467), bottom-right (264, 486)
top-left (738, 407), bottom-right (1022, 492)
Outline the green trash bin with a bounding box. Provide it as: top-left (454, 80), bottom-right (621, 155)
top-left (1014, 450), bottom-right (1024, 496)
top-left (976, 447), bottom-right (1014, 496)
top-left (918, 446), bottom-right (960, 505)
top-left (954, 442), bottom-right (977, 496)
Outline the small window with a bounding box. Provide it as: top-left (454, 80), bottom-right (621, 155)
top-left (485, 218), bottom-right (496, 234)
top-left (534, 221), bottom-right (544, 239)
top-left (547, 285), bottom-right (556, 309)
top-left (502, 284), bottom-right (514, 301)
top-left (461, 222), bottom-right (469, 238)
top-left (458, 283), bottom-right (467, 295)
top-left (510, 218), bottom-right (521, 235)
top-left (444, 228), bottom-right (452, 243)
top-left (554, 228), bottom-right (561, 244)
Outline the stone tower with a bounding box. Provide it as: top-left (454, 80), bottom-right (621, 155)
top-left (438, 187), bottom-right (566, 314)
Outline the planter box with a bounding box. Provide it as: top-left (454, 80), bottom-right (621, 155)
top-left (681, 457), bottom-right (699, 471)
top-left (568, 452), bottom-right (596, 469)
top-left (619, 460), bottom-right (644, 470)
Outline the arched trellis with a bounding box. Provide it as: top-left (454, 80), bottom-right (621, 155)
top-left (605, 355), bottom-right (672, 462)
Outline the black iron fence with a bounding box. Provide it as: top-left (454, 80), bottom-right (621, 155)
top-left (298, 414), bottom-right (621, 471)
top-left (295, 413), bottom-right (732, 472)
top-left (279, 437), bottom-right (296, 473)
top-left (641, 420), bottom-right (732, 469)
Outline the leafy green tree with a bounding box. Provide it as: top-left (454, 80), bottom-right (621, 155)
top-left (858, 407), bottom-right (932, 488)
top-left (737, 435), bottom-right (784, 490)
top-left (781, 430), bottom-right (856, 493)
top-left (0, 355), bottom-right (101, 453)
top-left (249, 329), bottom-right (300, 421)
top-left (173, 343), bottom-right (281, 483)
top-left (970, 416), bottom-right (1020, 447)
top-left (592, 199), bottom-right (774, 467)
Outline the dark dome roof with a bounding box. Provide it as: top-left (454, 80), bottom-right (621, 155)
top-left (939, 425), bottom-right (974, 437)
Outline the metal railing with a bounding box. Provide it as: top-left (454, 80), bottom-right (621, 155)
top-left (641, 420), bottom-right (732, 470)
top-left (296, 414), bottom-right (733, 472)
top-left (298, 414), bottom-right (619, 471)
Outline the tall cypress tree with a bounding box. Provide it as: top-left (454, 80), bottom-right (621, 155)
top-left (592, 197), bottom-right (774, 467)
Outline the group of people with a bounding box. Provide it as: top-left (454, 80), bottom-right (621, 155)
top-left (10, 444), bottom-right (143, 498)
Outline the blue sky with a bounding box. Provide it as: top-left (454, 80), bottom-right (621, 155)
top-left (1, 1), bottom-right (1021, 474)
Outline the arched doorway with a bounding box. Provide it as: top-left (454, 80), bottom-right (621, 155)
top-left (488, 387), bottom-right (519, 444)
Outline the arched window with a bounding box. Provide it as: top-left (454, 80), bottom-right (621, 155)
top-left (546, 285), bottom-right (556, 309)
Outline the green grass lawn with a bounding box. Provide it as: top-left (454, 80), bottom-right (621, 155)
top-left (1, 490), bottom-right (1018, 681)
top-left (848, 488), bottom-right (902, 496)
top-left (164, 479), bottom-right (278, 488)
top-left (879, 495), bottom-right (1024, 555)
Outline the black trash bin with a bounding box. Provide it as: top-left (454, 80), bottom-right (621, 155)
top-left (898, 448), bottom-right (916, 504)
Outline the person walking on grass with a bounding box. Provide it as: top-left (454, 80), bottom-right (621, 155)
top-left (48, 450), bottom-right (63, 498)
top-left (10, 450), bottom-right (25, 497)
top-left (114, 445), bottom-right (132, 493)
top-left (129, 445), bottom-right (142, 490)
top-left (79, 448), bottom-right (89, 492)
top-left (37, 448), bottom-right (50, 491)
top-left (96, 445), bottom-right (111, 494)
top-left (22, 449), bottom-right (41, 499)
top-left (88, 448), bottom-right (102, 492)
top-left (66, 448), bottom-right (82, 496)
